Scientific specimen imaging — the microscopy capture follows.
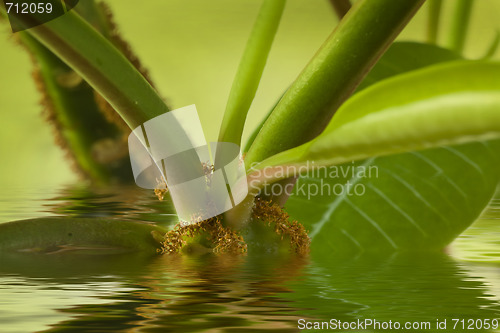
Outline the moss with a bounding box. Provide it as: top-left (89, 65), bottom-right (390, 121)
top-left (252, 198), bottom-right (310, 255)
top-left (154, 177), bottom-right (168, 201)
top-left (158, 217), bottom-right (247, 255)
top-left (158, 198), bottom-right (310, 255)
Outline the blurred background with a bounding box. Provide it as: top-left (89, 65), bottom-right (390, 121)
top-left (0, 0), bottom-right (499, 188)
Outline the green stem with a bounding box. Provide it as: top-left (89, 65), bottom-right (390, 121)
top-left (218, 0), bottom-right (286, 146)
top-left (19, 33), bottom-right (131, 182)
top-left (427, 0), bottom-right (442, 44)
top-left (12, 0), bottom-right (144, 183)
top-left (245, 0), bottom-right (425, 168)
top-left (329, 0), bottom-right (351, 20)
top-left (445, 0), bottom-right (474, 54)
top-left (72, 0), bottom-right (113, 37)
top-left (1, 1), bottom-right (167, 128)
top-left (243, 91), bottom-right (285, 152)
top-left (1, 1), bottom-right (203, 183)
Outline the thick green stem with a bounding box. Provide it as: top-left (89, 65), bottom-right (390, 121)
top-left (427, 0), bottom-right (442, 44)
top-left (1, 1), bottom-right (203, 183)
top-left (72, 0), bottom-right (113, 37)
top-left (245, 0), bottom-right (425, 168)
top-left (218, 0), bottom-right (286, 146)
top-left (225, 0), bottom-right (425, 227)
top-left (1, 1), bottom-right (167, 128)
top-left (12, 1), bottom-right (145, 183)
top-left (329, 0), bottom-right (351, 20)
top-left (19, 33), bottom-right (131, 182)
top-left (445, 0), bottom-right (474, 54)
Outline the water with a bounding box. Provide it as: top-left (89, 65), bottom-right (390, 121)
top-left (1, 184), bottom-right (500, 332)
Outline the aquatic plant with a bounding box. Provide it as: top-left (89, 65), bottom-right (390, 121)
top-left (1, 0), bottom-right (500, 255)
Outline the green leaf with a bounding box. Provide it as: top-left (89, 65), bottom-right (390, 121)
top-left (1, 1), bottom-right (204, 181)
top-left (276, 59), bottom-right (500, 253)
top-left (243, 42), bottom-right (459, 154)
top-left (218, 0), bottom-right (286, 146)
top-left (285, 140), bottom-right (500, 253)
top-left (0, 218), bottom-right (167, 254)
top-left (0, 0), bottom-right (167, 128)
top-left (254, 61), bottom-right (500, 173)
top-left (355, 41), bottom-right (461, 93)
top-left (283, 253), bottom-right (500, 322)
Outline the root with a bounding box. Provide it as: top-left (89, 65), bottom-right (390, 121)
top-left (158, 198), bottom-right (310, 255)
top-left (158, 217), bottom-right (247, 255)
top-left (252, 198), bottom-right (311, 255)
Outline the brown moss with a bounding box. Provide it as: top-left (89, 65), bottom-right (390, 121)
top-left (252, 198), bottom-right (311, 255)
top-left (158, 217), bottom-right (247, 255)
top-left (154, 177), bottom-right (168, 201)
top-left (158, 198), bottom-right (310, 256)
top-left (98, 2), bottom-right (156, 87)
top-left (90, 137), bottom-right (129, 164)
top-left (32, 66), bottom-right (88, 179)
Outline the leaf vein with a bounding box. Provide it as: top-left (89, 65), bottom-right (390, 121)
top-left (381, 168), bottom-right (450, 227)
top-left (409, 151), bottom-right (468, 201)
top-left (344, 197), bottom-right (399, 249)
top-left (367, 183), bottom-right (428, 237)
top-left (309, 158), bottom-right (375, 239)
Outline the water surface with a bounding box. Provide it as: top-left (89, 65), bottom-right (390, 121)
top-left (1, 184), bottom-right (500, 332)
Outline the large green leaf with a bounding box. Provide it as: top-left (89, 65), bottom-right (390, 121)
top-left (254, 61), bottom-right (500, 172)
top-left (276, 56), bottom-right (500, 253)
top-left (354, 41), bottom-right (460, 92)
top-left (285, 140), bottom-right (500, 253)
top-left (282, 252), bottom-right (500, 325)
top-left (243, 41), bottom-right (460, 152)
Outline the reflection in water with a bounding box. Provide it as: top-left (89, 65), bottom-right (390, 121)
top-left (41, 183), bottom-right (178, 226)
top-left (0, 184), bottom-right (177, 226)
top-left (0, 253), bottom-right (308, 332)
top-left (284, 253), bottom-right (500, 325)
top-left (1, 251), bottom-right (500, 332)
top-left (0, 185), bottom-right (500, 331)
